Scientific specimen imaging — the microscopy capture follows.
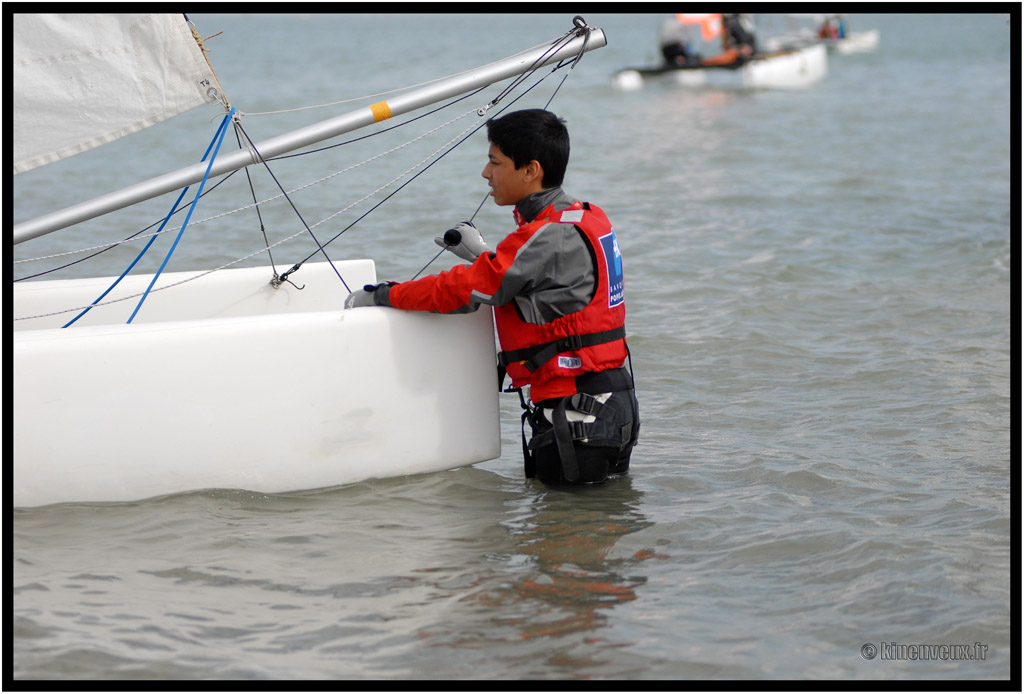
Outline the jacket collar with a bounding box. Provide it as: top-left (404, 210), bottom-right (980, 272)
top-left (513, 187), bottom-right (576, 226)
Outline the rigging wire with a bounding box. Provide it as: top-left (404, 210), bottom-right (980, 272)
top-left (15, 20), bottom-right (597, 311)
top-left (60, 110), bottom-right (236, 327)
top-left (127, 106), bottom-right (237, 324)
top-left (13, 171), bottom-right (238, 281)
top-left (462, 29), bottom-right (592, 231)
top-left (233, 120), bottom-right (278, 277)
top-left (405, 73), bottom-right (558, 285)
top-left (544, 18), bottom-right (592, 109)
top-left (408, 23), bottom-right (595, 280)
top-left (18, 228), bottom-right (316, 324)
top-left (14, 91), bottom-right (487, 281)
top-left (283, 22), bottom-right (596, 286)
top-left (14, 100), bottom-right (482, 308)
top-left (284, 66), bottom-right (557, 287)
top-left (236, 36), bottom-right (559, 118)
top-left (232, 118), bottom-right (351, 292)
top-left (269, 86), bottom-right (487, 162)
top-left (482, 22), bottom-right (585, 113)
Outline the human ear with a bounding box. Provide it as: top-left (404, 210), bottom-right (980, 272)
top-left (524, 159), bottom-right (544, 184)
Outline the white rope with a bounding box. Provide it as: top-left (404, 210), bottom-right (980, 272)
top-left (14, 106), bottom-right (480, 266)
top-left (14, 239), bottom-right (292, 323)
top-left (12, 229), bottom-right (171, 264)
top-left (237, 39), bottom-right (554, 117)
top-left (15, 26), bottom-right (583, 314)
top-left (15, 112), bottom-right (485, 322)
top-left (305, 115), bottom-right (482, 232)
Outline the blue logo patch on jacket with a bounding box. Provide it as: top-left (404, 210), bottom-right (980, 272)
top-left (598, 230), bottom-right (624, 308)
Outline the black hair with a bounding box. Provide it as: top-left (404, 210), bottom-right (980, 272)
top-left (485, 109), bottom-right (569, 188)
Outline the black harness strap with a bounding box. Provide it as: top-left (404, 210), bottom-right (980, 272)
top-left (551, 398), bottom-right (580, 482)
top-left (528, 412), bottom-right (591, 451)
top-left (508, 350), bottom-right (636, 483)
top-left (497, 326), bottom-right (626, 373)
top-left (573, 365), bottom-right (634, 395)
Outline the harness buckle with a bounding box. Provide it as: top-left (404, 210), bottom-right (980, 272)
top-left (568, 420), bottom-right (588, 440)
top-left (569, 392), bottom-right (601, 416)
top-left (564, 334), bottom-right (584, 351)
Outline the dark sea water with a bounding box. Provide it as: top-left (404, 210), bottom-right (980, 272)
top-left (12, 12), bottom-right (1014, 682)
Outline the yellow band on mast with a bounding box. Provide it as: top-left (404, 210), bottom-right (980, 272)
top-left (369, 101), bottom-right (393, 122)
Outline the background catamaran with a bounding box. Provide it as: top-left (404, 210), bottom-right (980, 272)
top-left (760, 13), bottom-right (881, 55)
top-left (613, 13), bottom-right (828, 91)
top-left (12, 14), bottom-right (607, 508)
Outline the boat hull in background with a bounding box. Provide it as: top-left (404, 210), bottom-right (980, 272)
top-left (614, 43), bottom-right (827, 91)
top-left (833, 29), bottom-right (880, 54)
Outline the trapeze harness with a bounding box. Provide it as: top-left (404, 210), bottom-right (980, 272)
top-left (495, 201), bottom-right (637, 482)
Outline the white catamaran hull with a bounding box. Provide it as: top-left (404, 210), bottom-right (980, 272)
top-left (614, 43), bottom-right (827, 91)
top-left (14, 261), bottom-right (501, 507)
top-left (832, 30), bottom-right (880, 54)
top-left (741, 43), bottom-right (827, 89)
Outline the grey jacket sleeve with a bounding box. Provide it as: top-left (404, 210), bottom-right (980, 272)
top-left (487, 221), bottom-right (597, 324)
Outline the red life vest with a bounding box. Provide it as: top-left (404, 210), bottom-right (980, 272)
top-left (496, 201), bottom-right (627, 401)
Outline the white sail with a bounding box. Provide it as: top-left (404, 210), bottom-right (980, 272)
top-left (13, 13), bottom-right (221, 174)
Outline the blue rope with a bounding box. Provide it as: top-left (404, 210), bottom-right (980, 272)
top-left (61, 188), bottom-right (190, 328)
top-left (127, 107), bottom-right (235, 324)
top-left (63, 110), bottom-right (235, 328)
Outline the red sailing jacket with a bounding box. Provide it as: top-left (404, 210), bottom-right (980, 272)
top-left (389, 199), bottom-right (627, 402)
top-left (495, 201), bottom-right (626, 401)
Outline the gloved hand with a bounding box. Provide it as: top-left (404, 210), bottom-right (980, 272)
top-left (344, 282), bottom-right (393, 309)
top-left (434, 221), bottom-right (489, 262)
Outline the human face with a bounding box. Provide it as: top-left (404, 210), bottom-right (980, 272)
top-left (481, 143), bottom-right (538, 206)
